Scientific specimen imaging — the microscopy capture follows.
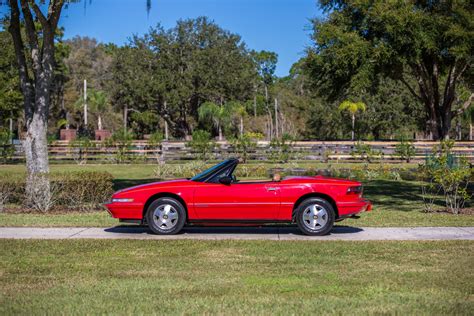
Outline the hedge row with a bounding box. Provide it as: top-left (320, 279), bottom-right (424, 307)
top-left (0, 171), bottom-right (114, 212)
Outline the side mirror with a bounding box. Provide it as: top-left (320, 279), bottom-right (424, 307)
top-left (219, 176), bottom-right (232, 185)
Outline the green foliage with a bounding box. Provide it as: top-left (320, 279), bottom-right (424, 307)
top-left (229, 132), bottom-right (261, 163)
top-left (0, 128), bottom-right (14, 163)
top-left (107, 129), bottom-right (136, 163)
top-left (338, 100), bottom-right (366, 114)
top-left (351, 141), bottom-right (381, 163)
top-left (269, 134), bottom-right (294, 163)
top-left (148, 131), bottom-right (164, 147)
top-left (154, 161), bottom-right (207, 179)
top-left (130, 111), bottom-right (159, 138)
top-left (419, 140), bottom-right (472, 214)
top-left (70, 136), bottom-right (95, 164)
top-left (109, 17), bottom-right (255, 138)
top-left (187, 130), bottom-right (215, 161)
top-left (0, 171), bottom-right (113, 212)
top-left (305, 1), bottom-right (474, 139)
top-left (395, 139), bottom-right (416, 163)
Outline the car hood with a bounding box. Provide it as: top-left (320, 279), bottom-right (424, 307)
top-left (116, 179), bottom-right (192, 194)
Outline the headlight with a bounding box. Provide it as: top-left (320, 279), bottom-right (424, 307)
top-left (112, 198), bottom-right (134, 203)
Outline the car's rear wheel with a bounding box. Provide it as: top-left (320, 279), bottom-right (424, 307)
top-left (146, 197), bottom-right (186, 235)
top-left (296, 198), bottom-right (335, 236)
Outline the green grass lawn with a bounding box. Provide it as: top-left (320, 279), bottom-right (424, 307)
top-left (0, 239), bottom-right (472, 315)
top-left (0, 164), bottom-right (472, 227)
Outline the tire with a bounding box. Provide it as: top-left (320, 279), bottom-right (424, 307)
top-left (295, 198), bottom-right (335, 236)
top-left (146, 197), bottom-right (186, 235)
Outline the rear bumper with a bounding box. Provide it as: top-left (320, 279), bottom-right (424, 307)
top-left (103, 202), bottom-right (143, 219)
top-left (337, 199), bottom-right (372, 217)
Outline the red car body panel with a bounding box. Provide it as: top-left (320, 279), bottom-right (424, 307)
top-left (105, 174), bottom-right (371, 223)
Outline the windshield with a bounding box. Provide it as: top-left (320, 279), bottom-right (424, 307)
top-left (191, 160), bottom-right (230, 182)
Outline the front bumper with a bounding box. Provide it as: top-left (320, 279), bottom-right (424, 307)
top-left (103, 201), bottom-right (143, 219)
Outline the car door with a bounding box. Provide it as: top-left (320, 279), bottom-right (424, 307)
top-left (193, 181), bottom-right (280, 220)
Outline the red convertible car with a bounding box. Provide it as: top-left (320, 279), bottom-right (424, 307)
top-left (105, 158), bottom-right (371, 236)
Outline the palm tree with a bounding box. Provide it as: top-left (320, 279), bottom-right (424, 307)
top-left (338, 100), bottom-right (366, 141)
top-left (89, 90), bottom-right (109, 130)
top-left (225, 101), bottom-right (247, 136)
top-left (198, 101), bottom-right (231, 141)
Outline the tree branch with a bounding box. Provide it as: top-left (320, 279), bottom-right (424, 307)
top-left (453, 93), bottom-right (474, 117)
top-left (400, 75), bottom-right (423, 102)
top-left (29, 1), bottom-right (48, 26)
top-left (48, 0), bottom-right (64, 30)
top-left (19, 0), bottom-right (42, 78)
top-left (7, 0), bottom-right (34, 118)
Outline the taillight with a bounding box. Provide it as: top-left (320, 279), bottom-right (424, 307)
top-left (347, 186), bottom-right (363, 195)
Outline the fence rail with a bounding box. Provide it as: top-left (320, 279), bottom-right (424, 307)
top-left (4, 140), bottom-right (474, 163)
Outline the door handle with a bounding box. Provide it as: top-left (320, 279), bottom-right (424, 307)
top-left (267, 187), bottom-right (277, 191)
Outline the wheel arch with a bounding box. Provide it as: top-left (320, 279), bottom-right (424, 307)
top-left (142, 192), bottom-right (188, 222)
top-left (292, 192), bottom-right (339, 220)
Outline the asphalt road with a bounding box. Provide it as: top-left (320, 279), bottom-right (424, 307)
top-left (0, 226), bottom-right (473, 240)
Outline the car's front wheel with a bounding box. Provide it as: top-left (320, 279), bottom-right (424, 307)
top-left (146, 197), bottom-right (186, 235)
top-left (296, 198), bottom-right (335, 236)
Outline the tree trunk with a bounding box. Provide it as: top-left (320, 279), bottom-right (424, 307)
top-left (240, 117), bottom-right (244, 136)
top-left (24, 92), bottom-right (51, 209)
top-left (123, 104), bottom-right (128, 130)
top-left (470, 123), bottom-right (473, 141)
top-left (164, 100), bottom-right (169, 140)
top-left (274, 98), bottom-right (279, 139)
top-left (83, 79), bottom-right (88, 126)
top-left (9, 118), bottom-right (13, 144)
top-left (253, 84), bottom-right (257, 117)
top-left (218, 124), bottom-right (223, 141)
top-left (351, 114), bottom-right (355, 141)
top-left (98, 115), bottom-right (103, 131)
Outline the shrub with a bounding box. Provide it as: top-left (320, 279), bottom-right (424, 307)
top-left (148, 131), bottom-right (164, 162)
top-left (0, 176), bottom-right (20, 212)
top-left (70, 136), bottom-right (95, 164)
top-left (351, 141), bottom-right (382, 163)
top-left (395, 138), bottom-right (416, 162)
top-left (154, 161), bottom-right (207, 179)
top-left (106, 129), bottom-right (135, 163)
top-left (419, 140), bottom-right (472, 214)
top-left (187, 130), bottom-right (215, 161)
top-left (269, 134), bottom-right (294, 163)
top-left (53, 171), bottom-right (114, 211)
top-left (0, 171), bottom-right (114, 212)
top-left (229, 132), bottom-right (259, 163)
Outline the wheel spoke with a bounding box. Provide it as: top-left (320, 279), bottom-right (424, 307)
top-left (302, 203), bottom-right (329, 231)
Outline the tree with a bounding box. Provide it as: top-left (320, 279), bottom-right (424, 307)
top-left (338, 100), bottom-right (366, 141)
top-left (109, 17), bottom-right (255, 138)
top-left (5, 0), bottom-right (65, 206)
top-left (198, 101), bottom-right (230, 141)
top-left (251, 50), bottom-right (278, 139)
top-left (88, 90), bottom-right (109, 130)
top-left (306, 0), bottom-right (474, 140)
top-left (3, 1), bottom-right (153, 207)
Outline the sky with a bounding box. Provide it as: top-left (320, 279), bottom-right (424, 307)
top-left (56, 0), bottom-right (322, 77)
